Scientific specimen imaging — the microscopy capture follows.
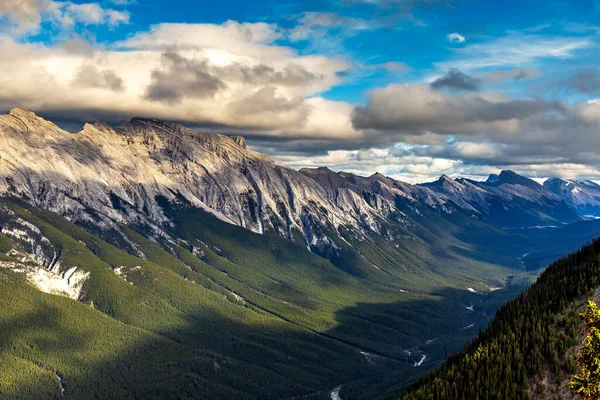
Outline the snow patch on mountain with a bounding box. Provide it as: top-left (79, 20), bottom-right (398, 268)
top-left (544, 178), bottom-right (600, 216)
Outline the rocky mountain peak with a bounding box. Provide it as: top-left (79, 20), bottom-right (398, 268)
top-left (487, 170), bottom-right (540, 189)
top-left (9, 108), bottom-right (36, 119)
top-left (366, 172), bottom-right (399, 189)
top-left (118, 117), bottom-right (185, 136)
top-left (82, 121), bottom-right (115, 135)
top-left (0, 108), bottom-right (66, 138)
top-left (422, 174), bottom-right (458, 189)
top-left (544, 177), bottom-right (600, 216)
top-left (300, 167), bottom-right (347, 189)
top-left (439, 174), bottom-right (455, 183)
top-left (546, 177), bottom-right (600, 190)
top-left (299, 166), bottom-right (335, 175)
top-left (231, 135), bottom-right (247, 149)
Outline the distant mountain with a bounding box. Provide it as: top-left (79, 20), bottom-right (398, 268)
top-left (420, 171), bottom-right (581, 228)
top-left (1, 108), bottom-right (600, 399)
top-left (544, 177), bottom-right (600, 217)
top-left (486, 169), bottom-right (541, 189)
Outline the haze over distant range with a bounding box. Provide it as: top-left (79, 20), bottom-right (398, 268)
top-left (1, 0), bottom-right (600, 183)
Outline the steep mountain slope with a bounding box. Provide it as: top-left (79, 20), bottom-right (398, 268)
top-left (394, 238), bottom-right (600, 400)
top-left (0, 108), bottom-right (415, 260)
top-left (0, 108), bottom-right (583, 266)
top-left (2, 108), bottom-right (600, 399)
top-left (0, 199), bottom-right (375, 399)
top-left (544, 177), bottom-right (600, 217)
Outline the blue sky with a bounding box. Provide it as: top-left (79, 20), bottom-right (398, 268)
top-left (2, 0), bottom-right (600, 182)
top-left (93, 0), bottom-right (600, 104)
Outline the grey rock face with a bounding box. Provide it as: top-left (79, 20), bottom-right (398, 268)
top-left (0, 109), bottom-right (584, 259)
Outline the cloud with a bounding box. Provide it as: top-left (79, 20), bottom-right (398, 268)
top-left (145, 51), bottom-right (226, 104)
top-left (431, 68), bottom-right (481, 91)
top-left (437, 33), bottom-right (593, 71)
top-left (564, 68), bottom-right (600, 94)
top-left (0, 20), bottom-right (352, 140)
top-left (214, 61), bottom-right (324, 87)
top-left (485, 68), bottom-right (542, 83)
top-left (447, 32), bottom-right (465, 43)
top-left (351, 83), bottom-right (561, 134)
top-left (120, 20), bottom-right (283, 54)
top-left (72, 65), bottom-right (125, 91)
top-left (0, 0), bottom-right (129, 36)
top-left (288, 12), bottom-right (369, 42)
top-left (576, 99), bottom-right (600, 124)
top-left (0, 0), bottom-right (43, 35)
top-left (356, 149), bottom-right (378, 161)
top-left (382, 61), bottom-right (409, 72)
top-left (349, 100), bottom-right (600, 181)
top-left (61, 3), bottom-right (129, 27)
top-left (227, 86), bottom-right (309, 127)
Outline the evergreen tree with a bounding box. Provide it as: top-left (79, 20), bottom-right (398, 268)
top-left (570, 301), bottom-right (600, 399)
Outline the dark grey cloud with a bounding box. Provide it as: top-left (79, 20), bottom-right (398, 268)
top-left (228, 86), bottom-right (308, 117)
top-left (407, 124), bottom-right (600, 170)
top-left (217, 62), bottom-right (323, 87)
top-left (351, 84), bottom-right (562, 133)
top-left (72, 65), bottom-right (125, 92)
top-left (431, 68), bottom-right (482, 91)
top-left (144, 51), bottom-right (322, 105)
top-left (145, 51), bottom-right (226, 104)
top-left (249, 137), bottom-right (362, 157)
top-left (410, 141), bottom-right (569, 166)
top-left (565, 68), bottom-right (600, 94)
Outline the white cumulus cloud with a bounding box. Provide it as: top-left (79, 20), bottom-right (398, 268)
top-left (0, 0), bottom-right (129, 36)
top-left (447, 32), bottom-right (465, 43)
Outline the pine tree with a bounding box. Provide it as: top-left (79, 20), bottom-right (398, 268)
top-left (570, 301), bottom-right (600, 399)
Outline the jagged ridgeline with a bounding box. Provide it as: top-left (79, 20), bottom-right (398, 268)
top-left (2, 108), bottom-right (600, 399)
top-left (397, 239), bottom-right (600, 400)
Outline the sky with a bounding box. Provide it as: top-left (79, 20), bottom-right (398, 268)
top-left (1, 0), bottom-right (600, 183)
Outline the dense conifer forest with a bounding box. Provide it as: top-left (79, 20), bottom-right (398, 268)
top-left (399, 239), bottom-right (600, 400)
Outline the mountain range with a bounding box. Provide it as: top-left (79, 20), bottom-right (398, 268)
top-left (1, 108), bottom-right (600, 399)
